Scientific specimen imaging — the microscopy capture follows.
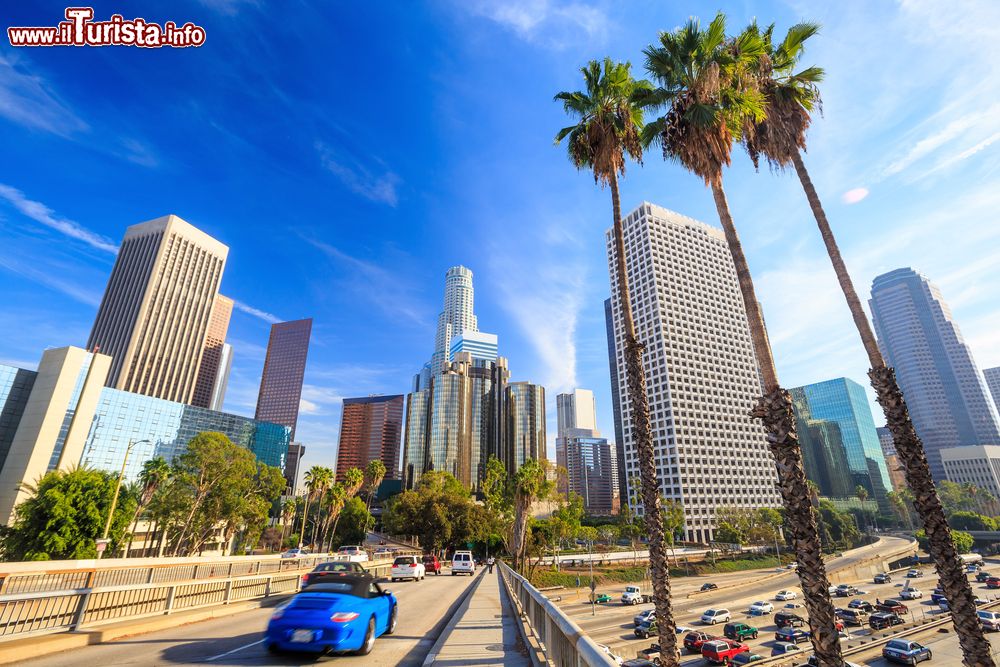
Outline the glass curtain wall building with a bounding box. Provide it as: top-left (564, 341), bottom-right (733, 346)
top-left (556, 435), bottom-right (620, 515)
top-left (505, 382), bottom-right (545, 475)
top-left (790, 378), bottom-right (892, 509)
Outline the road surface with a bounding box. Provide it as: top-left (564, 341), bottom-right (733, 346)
top-left (21, 569), bottom-right (479, 667)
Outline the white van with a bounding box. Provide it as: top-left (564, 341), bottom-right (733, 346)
top-left (451, 550), bottom-right (475, 576)
top-left (336, 545), bottom-right (369, 562)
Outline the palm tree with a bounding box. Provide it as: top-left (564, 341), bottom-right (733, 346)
top-left (321, 483), bottom-right (347, 550)
top-left (855, 485), bottom-right (869, 533)
top-left (310, 467), bottom-right (334, 547)
top-left (553, 57), bottom-right (680, 663)
top-left (642, 15), bottom-right (841, 665)
top-left (279, 498), bottom-right (296, 548)
top-left (741, 21), bottom-right (994, 665)
top-left (299, 466), bottom-right (326, 548)
top-left (364, 459), bottom-right (387, 532)
top-left (124, 456), bottom-right (171, 558)
top-left (343, 467), bottom-right (364, 498)
top-left (510, 459), bottom-right (553, 572)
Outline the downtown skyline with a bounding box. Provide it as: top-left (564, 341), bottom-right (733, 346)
top-left (1, 2), bottom-right (999, 474)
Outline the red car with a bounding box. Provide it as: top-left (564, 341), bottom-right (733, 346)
top-left (701, 638), bottom-right (749, 664)
top-left (683, 631), bottom-right (718, 653)
top-left (875, 599), bottom-right (908, 614)
top-left (987, 577), bottom-right (1000, 589)
top-left (422, 554), bottom-right (442, 575)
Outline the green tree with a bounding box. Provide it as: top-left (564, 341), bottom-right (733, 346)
top-left (2, 467), bottom-right (136, 560)
top-left (642, 16), bottom-right (838, 663)
top-left (320, 483), bottom-right (347, 551)
top-left (124, 456), bottom-right (170, 558)
top-left (382, 471), bottom-right (482, 555)
top-left (333, 497), bottom-right (372, 547)
top-left (481, 456), bottom-right (513, 554)
top-left (949, 512), bottom-right (997, 532)
top-left (916, 528), bottom-right (975, 555)
top-left (364, 459), bottom-right (388, 525)
top-left (510, 459), bottom-right (554, 571)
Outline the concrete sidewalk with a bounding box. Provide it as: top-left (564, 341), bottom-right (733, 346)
top-left (425, 569), bottom-right (530, 666)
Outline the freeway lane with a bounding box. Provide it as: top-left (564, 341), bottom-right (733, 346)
top-left (21, 569), bottom-right (480, 667)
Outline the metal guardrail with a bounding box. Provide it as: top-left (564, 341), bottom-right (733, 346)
top-left (500, 561), bottom-right (617, 667)
top-left (0, 554), bottom-right (411, 642)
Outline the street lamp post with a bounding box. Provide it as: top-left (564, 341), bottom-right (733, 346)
top-left (589, 538), bottom-right (595, 616)
top-left (98, 438), bottom-right (149, 560)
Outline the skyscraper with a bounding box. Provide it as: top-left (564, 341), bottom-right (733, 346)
top-left (984, 367), bottom-right (1000, 415)
top-left (790, 378), bottom-right (892, 507)
top-left (335, 395), bottom-right (404, 483)
top-left (870, 268), bottom-right (1000, 480)
top-left (429, 266), bottom-right (478, 378)
top-left (256, 318), bottom-right (312, 491)
top-left (255, 319), bottom-right (312, 438)
top-left (191, 295), bottom-right (233, 409)
top-left (449, 331), bottom-right (498, 363)
top-left (87, 215), bottom-right (229, 404)
top-left (877, 426), bottom-right (908, 492)
top-left (556, 389), bottom-right (597, 437)
top-left (208, 343), bottom-right (233, 412)
top-left (555, 389), bottom-right (619, 515)
top-left (505, 381), bottom-right (545, 474)
top-left (403, 353), bottom-right (509, 490)
top-left (556, 434), bottom-right (620, 515)
top-left (605, 297), bottom-right (629, 508)
top-left (607, 202), bottom-right (780, 542)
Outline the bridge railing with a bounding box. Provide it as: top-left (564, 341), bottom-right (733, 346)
top-left (0, 553), bottom-right (412, 642)
top-left (499, 561), bottom-right (617, 667)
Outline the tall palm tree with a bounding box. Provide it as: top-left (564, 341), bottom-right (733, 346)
top-left (124, 456), bottom-right (170, 558)
top-left (321, 483), bottom-right (347, 550)
top-left (642, 15), bottom-right (841, 665)
top-left (299, 466), bottom-right (325, 548)
top-left (310, 467), bottom-right (333, 547)
top-left (364, 459), bottom-right (387, 530)
top-left (742, 21), bottom-right (995, 665)
top-left (510, 459), bottom-right (553, 572)
top-left (855, 485), bottom-right (869, 532)
top-left (553, 57), bottom-right (680, 663)
top-left (279, 498), bottom-right (296, 547)
top-left (343, 467), bottom-right (365, 498)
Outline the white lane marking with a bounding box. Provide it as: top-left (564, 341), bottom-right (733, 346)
top-left (204, 638), bottom-right (265, 662)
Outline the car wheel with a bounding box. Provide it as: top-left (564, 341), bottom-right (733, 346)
top-left (386, 605), bottom-right (398, 635)
top-left (355, 616), bottom-right (376, 655)
top-left (266, 643), bottom-right (281, 655)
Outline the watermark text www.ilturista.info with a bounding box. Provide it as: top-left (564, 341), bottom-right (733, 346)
top-left (8, 7), bottom-right (206, 48)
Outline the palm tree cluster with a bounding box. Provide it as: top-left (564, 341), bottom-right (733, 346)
top-left (292, 465), bottom-right (365, 552)
top-left (555, 13), bottom-right (992, 667)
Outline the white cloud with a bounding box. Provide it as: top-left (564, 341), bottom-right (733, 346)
top-left (231, 299), bottom-right (281, 324)
top-left (299, 398), bottom-right (319, 415)
top-left (0, 183), bottom-right (117, 253)
top-left (841, 187), bottom-right (869, 204)
top-left (0, 254), bottom-right (102, 306)
top-left (316, 141), bottom-right (400, 206)
top-left (0, 52), bottom-right (87, 137)
top-left (465, 0), bottom-right (610, 48)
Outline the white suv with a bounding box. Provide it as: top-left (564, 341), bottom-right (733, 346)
top-left (979, 610), bottom-right (1000, 631)
top-left (451, 550), bottom-right (476, 576)
top-left (700, 608), bottom-right (731, 625)
top-left (391, 555), bottom-right (425, 581)
top-left (336, 545), bottom-right (369, 562)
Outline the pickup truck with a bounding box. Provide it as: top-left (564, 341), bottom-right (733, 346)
top-left (702, 639), bottom-right (749, 665)
top-left (622, 585), bottom-right (653, 605)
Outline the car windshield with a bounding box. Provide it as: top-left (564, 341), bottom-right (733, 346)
top-left (422, 555), bottom-right (435, 561)
top-left (315, 562), bottom-right (360, 572)
top-left (886, 640), bottom-right (908, 649)
top-left (393, 556), bottom-right (414, 565)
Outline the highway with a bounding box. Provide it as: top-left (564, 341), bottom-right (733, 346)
top-left (21, 568), bottom-right (479, 667)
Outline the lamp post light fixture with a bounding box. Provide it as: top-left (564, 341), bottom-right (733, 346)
top-left (98, 438), bottom-right (150, 560)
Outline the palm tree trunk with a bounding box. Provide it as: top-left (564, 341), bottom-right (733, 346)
top-left (608, 171), bottom-right (678, 665)
top-left (710, 179), bottom-right (842, 666)
top-left (792, 151), bottom-right (995, 667)
top-left (298, 494), bottom-right (311, 548)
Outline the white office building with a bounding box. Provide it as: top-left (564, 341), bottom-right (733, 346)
top-left (941, 446), bottom-right (1000, 499)
top-left (556, 389), bottom-right (597, 437)
top-left (985, 366), bottom-right (1000, 416)
top-left (606, 202), bottom-right (780, 542)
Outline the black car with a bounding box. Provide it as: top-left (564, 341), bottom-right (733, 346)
top-left (774, 612), bottom-right (806, 628)
top-left (847, 599), bottom-right (874, 613)
top-left (701, 583), bottom-right (719, 592)
top-left (870, 612), bottom-right (905, 630)
top-left (874, 573), bottom-right (892, 584)
top-left (301, 561), bottom-right (368, 586)
top-left (774, 627), bottom-right (810, 644)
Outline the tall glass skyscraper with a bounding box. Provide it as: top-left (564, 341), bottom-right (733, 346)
top-left (505, 381), bottom-right (545, 473)
top-left (984, 367), bottom-right (1000, 416)
top-left (425, 266), bottom-right (478, 383)
top-left (870, 268), bottom-right (1000, 480)
top-left (604, 297), bottom-right (628, 507)
top-left (790, 378), bottom-right (892, 506)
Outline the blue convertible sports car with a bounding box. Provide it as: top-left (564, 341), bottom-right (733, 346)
top-left (266, 576), bottom-right (397, 656)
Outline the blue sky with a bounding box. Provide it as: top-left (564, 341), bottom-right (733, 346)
top-left (2, 1), bottom-right (999, 475)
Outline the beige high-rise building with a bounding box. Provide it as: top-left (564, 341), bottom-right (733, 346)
top-left (0, 347), bottom-right (112, 524)
top-left (191, 294), bottom-right (234, 409)
top-left (87, 215), bottom-right (229, 404)
top-left (607, 202), bottom-right (780, 542)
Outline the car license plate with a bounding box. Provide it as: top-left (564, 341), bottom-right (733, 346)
top-left (291, 629), bottom-right (313, 643)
